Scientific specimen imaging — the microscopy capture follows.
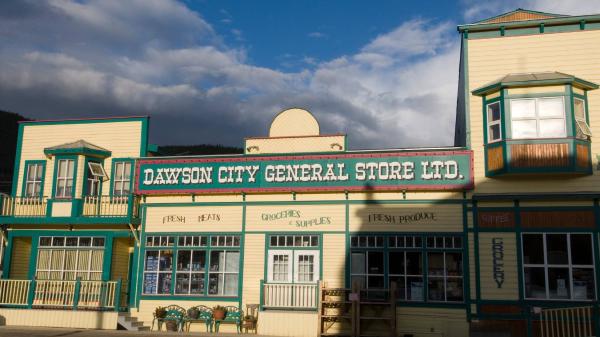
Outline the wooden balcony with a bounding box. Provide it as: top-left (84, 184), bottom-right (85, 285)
top-left (0, 195), bottom-right (47, 217)
top-left (485, 139), bottom-right (592, 176)
top-left (82, 195), bottom-right (139, 218)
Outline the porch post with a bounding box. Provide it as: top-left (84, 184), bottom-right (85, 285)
top-left (115, 278), bottom-right (122, 312)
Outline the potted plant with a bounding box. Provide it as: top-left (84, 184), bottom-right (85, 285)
top-left (165, 320), bottom-right (178, 332)
top-left (154, 306), bottom-right (167, 319)
top-left (188, 307), bottom-right (200, 319)
top-left (212, 305), bottom-right (227, 320)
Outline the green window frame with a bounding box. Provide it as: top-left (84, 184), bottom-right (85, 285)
top-left (266, 234), bottom-right (321, 284)
top-left (83, 158), bottom-right (106, 197)
top-left (36, 236), bottom-right (105, 280)
top-left (52, 156), bottom-right (77, 199)
top-left (486, 101), bottom-right (502, 143)
top-left (22, 160), bottom-right (46, 198)
top-left (349, 233), bottom-right (464, 303)
top-left (110, 159), bottom-right (133, 197)
top-left (142, 234), bottom-right (241, 297)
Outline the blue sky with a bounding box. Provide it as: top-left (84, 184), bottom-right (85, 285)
top-left (1, 0), bottom-right (599, 149)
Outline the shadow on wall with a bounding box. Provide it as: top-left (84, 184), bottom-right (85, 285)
top-left (0, 315), bottom-right (5, 326)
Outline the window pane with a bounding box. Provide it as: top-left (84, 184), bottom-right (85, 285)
top-left (158, 251), bottom-right (172, 271)
top-left (177, 251), bottom-right (191, 271)
top-left (67, 160), bottom-right (74, 176)
top-left (175, 273), bottom-right (190, 294)
top-left (192, 251), bottom-right (206, 271)
top-left (511, 99), bottom-right (536, 118)
top-left (446, 279), bottom-right (463, 302)
top-left (191, 273), bottom-right (205, 294)
top-left (158, 273), bottom-right (172, 294)
top-left (143, 273), bottom-right (157, 294)
top-left (512, 120), bottom-right (537, 139)
top-left (208, 274), bottom-right (220, 295)
top-left (487, 102), bottom-right (501, 122)
top-left (571, 234), bottom-right (593, 265)
top-left (573, 268), bottom-right (595, 300)
top-left (390, 276), bottom-right (405, 299)
top-left (388, 252), bottom-right (404, 275)
top-left (407, 277), bottom-right (424, 301)
top-left (538, 118), bottom-right (565, 138)
top-left (406, 252), bottom-right (422, 275)
top-left (428, 278), bottom-right (444, 301)
top-left (210, 251), bottom-right (224, 272)
top-left (548, 267), bottom-right (570, 299)
top-left (368, 276), bottom-right (384, 288)
top-left (489, 124), bottom-right (501, 141)
top-left (446, 253), bottom-right (463, 276)
top-left (224, 274), bottom-right (238, 295)
top-left (525, 267), bottom-right (546, 298)
top-left (574, 98), bottom-right (586, 120)
top-left (225, 251), bottom-right (240, 272)
top-left (546, 234), bottom-right (568, 265)
top-left (523, 234), bottom-right (544, 264)
top-left (538, 97), bottom-right (563, 118)
top-left (428, 253), bottom-right (444, 276)
top-left (351, 252), bottom-right (366, 274)
top-left (145, 251), bottom-right (159, 271)
top-left (123, 162), bottom-right (132, 179)
top-left (351, 276), bottom-right (366, 289)
top-left (367, 252), bottom-right (384, 274)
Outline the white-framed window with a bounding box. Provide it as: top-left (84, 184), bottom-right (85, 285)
top-left (143, 250), bottom-right (173, 294)
top-left (55, 159), bottom-right (75, 198)
top-left (112, 161), bottom-right (132, 196)
top-left (574, 97), bottom-right (592, 138)
top-left (510, 97), bottom-right (566, 139)
top-left (487, 101), bottom-right (502, 143)
top-left (267, 235), bottom-right (320, 284)
top-left (522, 233), bottom-right (595, 300)
top-left (24, 163), bottom-right (44, 197)
top-left (36, 236), bottom-right (105, 280)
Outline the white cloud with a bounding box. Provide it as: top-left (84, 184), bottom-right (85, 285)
top-left (0, 0), bottom-right (461, 149)
top-left (308, 32), bottom-right (327, 39)
top-left (461, 0), bottom-right (600, 22)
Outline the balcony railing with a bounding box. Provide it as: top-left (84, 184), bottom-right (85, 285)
top-left (261, 281), bottom-right (319, 310)
top-left (82, 195), bottom-right (139, 217)
top-left (0, 194), bottom-right (139, 219)
top-left (0, 279), bottom-right (121, 311)
top-left (0, 195), bottom-right (47, 217)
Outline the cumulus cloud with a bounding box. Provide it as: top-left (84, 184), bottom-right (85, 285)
top-left (461, 0), bottom-right (600, 22)
top-left (0, 0), bottom-right (461, 149)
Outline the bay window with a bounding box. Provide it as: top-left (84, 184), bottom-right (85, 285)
top-left (574, 97), bottom-right (592, 138)
top-left (522, 233), bottom-right (595, 300)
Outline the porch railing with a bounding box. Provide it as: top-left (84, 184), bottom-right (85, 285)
top-left (539, 305), bottom-right (596, 337)
top-left (261, 281), bottom-right (318, 310)
top-left (0, 279), bottom-right (121, 311)
top-left (81, 195), bottom-right (139, 217)
top-left (0, 195), bottom-right (47, 217)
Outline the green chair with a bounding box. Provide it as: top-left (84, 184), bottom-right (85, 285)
top-left (183, 305), bottom-right (213, 332)
top-left (151, 305), bottom-right (186, 332)
top-left (214, 305), bottom-right (242, 333)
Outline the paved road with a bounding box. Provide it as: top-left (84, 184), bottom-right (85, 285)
top-left (0, 326), bottom-right (277, 337)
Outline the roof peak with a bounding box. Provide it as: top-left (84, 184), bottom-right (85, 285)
top-left (473, 8), bottom-right (568, 25)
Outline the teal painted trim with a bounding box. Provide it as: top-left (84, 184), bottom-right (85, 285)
top-left (473, 201), bottom-right (481, 315)
top-left (473, 78), bottom-right (598, 96)
top-left (247, 230), bottom-right (344, 234)
top-left (462, 193), bottom-right (471, 319)
top-left (140, 199), bottom-right (466, 208)
top-left (540, 23), bottom-right (544, 33)
top-left (139, 295), bottom-right (239, 301)
top-left (505, 92), bottom-right (569, 99)
top-left (238, 193), bottom-right (246, 309)
top-left (8, 229), bottom-right (130, 237)
top-left (27, 236), bottom-right (39, 280)
top-left (115, 278), bottom-right (122, 312)
top-left (109, 158), bottom-right (134, 196)
top-left (1, 216), bottom-right (140, 225)
top-left (20, 160), bottom-right (46, 198)
top-left (2, 232), bottom-right (14, 277)
top-left (44, 147), bottom-right (111, 158)
top-left (568, 85), bottom-right (576, 139)
top-left (133, 206), bottom-right (147, 309)
top-left (463, 32), bottom-right (471, 149)
top-left (140, 116), bottom-right (149, 157)
top-left (514, 201), bottom-right (525, 302)
top-left (19, 116), bottom-right (148, 126)
top-left (11, 124), bottom-right (24, 196)
top-left (51, 155), bottom-right (78, 199)
top-left (102, 236), bottom-right (114, 281)
top-left (344, 191), bottom-right (350, 287)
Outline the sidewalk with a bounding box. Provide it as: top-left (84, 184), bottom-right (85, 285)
top-left (0, 326), bottom-right (280, 337)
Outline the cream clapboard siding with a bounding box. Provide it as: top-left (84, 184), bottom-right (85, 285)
top-left (0, 309), bottom-right (117, 329)
top-left (241, 234), bottom-right (265, 310)
top-left (478, 233), bottom-right (519, 300)
top-left (349, 204), bottom-right (462, 232)
top-left (17, 120), bottom-right (143, 198)
top-left (245, 135), bottom-right (346, 154)
top-left (322, 234), bottom-right (346, 287)
top-left (349, 191), bottom-right (463, 201)
top-left (397, 307), bottom-right (468, 337)
top-left (295, 192), bottom-right (346, 201)
top-left (246, 205), bottom-right (345, 232)
top-left (467, 29), bottom-right (600, 193)
top-left (144, 205), bottom-right (243, 232)
top-left (258, 311), bottom-right (318, 337)
top-left (10, 237), bottom-right (31, 279)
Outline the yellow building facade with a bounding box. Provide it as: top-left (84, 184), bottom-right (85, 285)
top-left (1, 8), bottom-right (600, 337)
